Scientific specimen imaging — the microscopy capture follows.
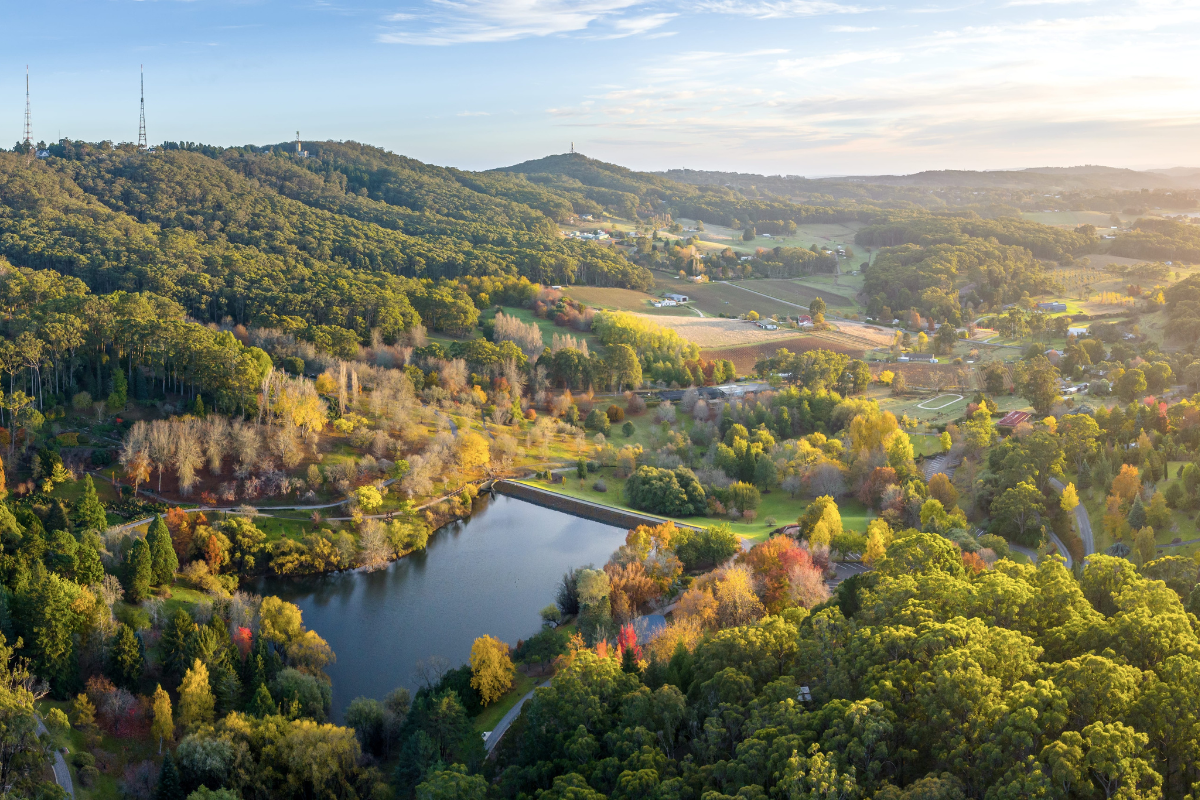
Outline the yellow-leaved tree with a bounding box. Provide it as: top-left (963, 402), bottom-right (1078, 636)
top-left (178, 660), bottom-right (214, 730)
top-left (457, 432), bottom-right (491, 472)
top-left (469, 634), bottom-right (515, 706)
top-left (152, 684), bottom-right (174, 753)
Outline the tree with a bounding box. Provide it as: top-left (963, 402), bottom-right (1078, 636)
top-left (608, 344), bottom-right (643, 392)
top-left (178, 659), bottom-right (215, 729)
top-left (810, 297), bottom-right (826, 321)
top-left (1134, 526), bottom-right (1156, 566)
top-left (152, 684), bottom-right (174, 753)
top-left (1146, 491), bottom-right (1171, 531)
top-left (1111, 464), bottom-right (1141, 504)
top-left (863, 529), bottom-right (886, 567)
top-left (991, 481), bottom-right (1044, 544)
top-left (416, 764), bottom-right (489, 800)
top-left (110, 623), bottom-right (143, 689)
top-left (456, 432), bottom-right (490, 472)
top-left (154, 751), bottom-right (184, 800)
top-left (123, 537), bottom-right (153, 601)
top-left (146, 515), bottom-right (179, 585)
top-left (1061, 482), bottom-right (1080, 514)
top-left (1020, 355), bottom-right (1061, 415)
top-left (1127, 495), bottom-right (1146, 530)
top-left (469, 634), bottom-right (515, 706)
top-left (1060, 414), bottom-right (1101, 472)
top-left (1116, 368), bottom-right (1148, 403)
top-left (356, 485), bottom-right (383, 513)
top-left (939, 431), bottom-right (951, 453)
top-left (935, 323), bottom-right (958, 355)
top-left (1082, 721), bottom-right (1161, 800)
top-left (73, 474), bottom-right (108, 532)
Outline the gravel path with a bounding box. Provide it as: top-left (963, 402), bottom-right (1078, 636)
top-left (36, 716), bottom-right (74, 799)
top-left (1049, 477), bottom-right (1094, 559)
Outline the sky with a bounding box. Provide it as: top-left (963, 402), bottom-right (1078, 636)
top-left (4, 0), bottom-right (1199, 176)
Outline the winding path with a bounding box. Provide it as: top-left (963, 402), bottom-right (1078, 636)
top-left (36, 716), bottom-right (74, 799)
top-left (1049, 477), bottom-right (1094, 560)
top-left (484, 680), bottom-right (550, 754)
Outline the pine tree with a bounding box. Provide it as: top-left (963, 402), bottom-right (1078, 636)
top-left (45, 500), bottom-right (71, 535)
top-left (111, 623), bottom-right (143, 689)
top-left (1127, 495), bottom-right (1147, 530)
top-left (123, 538), bottom-right (153, 601)
top-left (146, 515), bottom-right (178, 585)
top-left (248, 683), bottom-right (276, 717)
top-left (1078, 459), bottom-right (1093, 490)
top-left (162, 609), bottom-right (198, 678)
top-left (154, 751), bottom-right (184, 800)
top-left (178, 659), bottom-right (215, 729)
top-left (73, 475), bottom-right (108, 533)
top-left (75, 542), bottom-right (105, 587)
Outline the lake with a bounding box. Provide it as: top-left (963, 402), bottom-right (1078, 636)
top-left (255, 494), bottom-right (627, 720)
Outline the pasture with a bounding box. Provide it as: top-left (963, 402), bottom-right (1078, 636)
top-left (701, 333), bottom-right (868, 372)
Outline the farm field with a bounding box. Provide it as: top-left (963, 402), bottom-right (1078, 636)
top-left (660, 279), bottom-right (803, 319)
top-left (1022, 210), bottom-right (1126, 228)
top-left (726, 278), bottom-right (862, 314)
top-left (701, 333), bottom-right (869, 372)
top-left (673, 218), bottom-right (863, 260)
top-left (633, 313), bottom-right (803, 348)
top-left (563, 285), bottom-right (700, 317)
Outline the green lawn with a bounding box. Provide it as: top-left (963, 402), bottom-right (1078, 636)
top-left (524, 469), bottom-right (872, 545)
top-left (473, 671), bottom-right (538, 733)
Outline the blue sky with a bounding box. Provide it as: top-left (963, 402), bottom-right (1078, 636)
top-left (5, 0), bottom-right (1199, 175)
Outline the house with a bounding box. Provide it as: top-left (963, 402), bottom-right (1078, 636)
top-left (665, 293), bottom-right (689, 303)
top-left (35, 149), bottom-right (50, 159)
top-left (1044, 349), bottom-right (1062, 366)
top-left (1068, 327), bottom-right (1088, 337)
top-left (997, 411), bottom-right (1032, 429)
top-left (908, 353), bottom-right (936, 363)
top-left (652, 300), bottom-right (677, 308)
top-left (1037, 302), bottom-right (1068, 312)
top-left (797, 314), bottom-right (813, 324)
top-left (756, 321), bottom-right (778, 330)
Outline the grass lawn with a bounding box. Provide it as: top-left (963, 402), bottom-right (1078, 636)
top-left (473, 671), bottom-right (538, 733)
top-left (523, 469), bottom-right (872, 546)
top-left (482, 306), bottom-right (603, 352)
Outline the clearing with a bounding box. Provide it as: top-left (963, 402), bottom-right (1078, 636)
top-left (701, 334), bottom-right (868, 372)
top-left (917, 394), bottom-right (965, 410)
top-left (632, 314), bottom-right (803, 348)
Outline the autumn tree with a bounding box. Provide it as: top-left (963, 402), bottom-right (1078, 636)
top-left (469, 635), bottom-right (514, 706)
top-left (178, 659), bottom-right (215, 729)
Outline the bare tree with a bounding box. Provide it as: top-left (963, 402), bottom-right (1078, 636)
top-left (357, 520), bottom-right (392, 571)
top-left (230, 420), bottom-right (261, 471)
top-left (174, 421), bottom-right (205, 496)
top-left (203, 415), bottom-right (229, 475)
top-left (494, 312), bottom-right (544, 358)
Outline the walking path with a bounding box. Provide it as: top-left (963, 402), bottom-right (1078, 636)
top-left (1049, 477), bottom-right (1094, 559)
top-left (36, 716), bottom-right (74, 799)
top-left (484, 680), bottom-right (550, 753)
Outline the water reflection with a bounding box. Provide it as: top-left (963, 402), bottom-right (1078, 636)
top-left (255, 494), bottom-right (626, 720)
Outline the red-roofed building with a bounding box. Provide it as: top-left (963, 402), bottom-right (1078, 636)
top-left (996, 411), bottom-right (1032, 429)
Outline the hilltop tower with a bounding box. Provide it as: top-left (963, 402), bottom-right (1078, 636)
top-left (296, 131), bottom-right (302, 155)
top-left (22, 66), bottom-right (32, 150)
top-left (137, 66), bottom-right (147, 151)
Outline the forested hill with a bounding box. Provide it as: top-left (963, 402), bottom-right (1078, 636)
top-left (494, 152), bottom-right (873, 227)
top-left (0, 141), bottom-right (650, 336)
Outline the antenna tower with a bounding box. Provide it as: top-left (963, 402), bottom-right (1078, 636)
top-left (296, 131), bottom-right (301, 155)
top-left (22, 66), bottom-right (32, 150)
top-left (570, 142), bottom-right (574, 154)
top-left (137, 65), bottom-right (147, 151)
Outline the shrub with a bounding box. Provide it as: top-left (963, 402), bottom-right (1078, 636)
top-left (623, 421), bottom-right (635, 438)
top-left (585, 408), bottom-right (612, 434)
top-left (726, 481), bottom-right (762, 512)
top-left (593, 480), bottom-right (607, 492)
top-left (606, 405), bottom-right (625, 423)
top-left (623, 465), bottom-right (706, 516)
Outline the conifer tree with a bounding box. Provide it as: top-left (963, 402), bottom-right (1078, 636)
top-left (73, 475), bottom-right (108, 533)
top-left (1127, 495), bottom-right (1147, 530)
top-left (45, 500), bottom-right (71, 535)
top-left (248, 683), bottom-right (276, 717)
top-left (111, 623), bottom-right (143, 689)
top-left (123, 538), bottom-right (153, 601)
top-left (75, 542), bottom-right (104, 587)
top-left (154, 751), bottom-right (184, 800)
top-left (146, 515), bottom-right (179, 585)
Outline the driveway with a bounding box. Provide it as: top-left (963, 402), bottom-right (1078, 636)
top-left (1048, 477), bottom-right (1094, 559)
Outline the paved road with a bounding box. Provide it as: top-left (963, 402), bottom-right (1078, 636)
top-left (484, 680), bottom-right (549, 753)
top-left (1049, 477), bottom-right (1094, 558)
top-left (36, 717), bottom-right (74, 799)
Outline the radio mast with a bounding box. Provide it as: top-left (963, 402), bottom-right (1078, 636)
top-left (137, 66), bottom-right (147, 151)
top-left (22, 66), bottom-right (32, 150)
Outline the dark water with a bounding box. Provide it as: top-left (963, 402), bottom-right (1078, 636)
top-left (255, 494), bottom-right (626, 720)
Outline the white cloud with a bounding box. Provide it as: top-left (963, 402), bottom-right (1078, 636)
top-left (457, 110), bottom-right (490, 115)
top-left (378, 0), bottom-right (654, 44)
top-left (695, 0), bottom-right (872, 17)
top-left (827, 24), bottom-right (878, 30)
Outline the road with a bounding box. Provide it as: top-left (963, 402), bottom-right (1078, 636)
top-left (484, 680), bottom-right (549, 753)
top-left (36, 716), bottom-right (74, 799)
top-left (1049, 477), bottom-right (1094, 560)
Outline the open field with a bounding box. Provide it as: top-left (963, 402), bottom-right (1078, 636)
top-left (726, 278), bottom-right (862, 314)
top-left (524, 470), bottom-right (874, 545)
top-left (565, 286), bottom-right (665, 313)
top-left (1022, 211), bottom-right (1126, 228)
top-left (633, 313), bottom-right (804, 348)
top-left (700, 333), bottom-right (868, 371)
top-left (656, 278), bottom-right (802, 319)
top-left (674, 219), bottom-right (864, 259)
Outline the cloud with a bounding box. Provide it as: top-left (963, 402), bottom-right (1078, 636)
top-left (827, 24), bottom-right (878, 30)
top-left (457, 110), bottom-right (490, 115)
top-left (694, 0), bottom-right (872, 17)
top-left (378, 0), bottom-right (653, 44)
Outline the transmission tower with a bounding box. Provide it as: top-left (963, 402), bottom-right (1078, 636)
top-left (137, 65), bottom-right (147, 151)
top-left (22, 66), bottom-right (32, 150)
